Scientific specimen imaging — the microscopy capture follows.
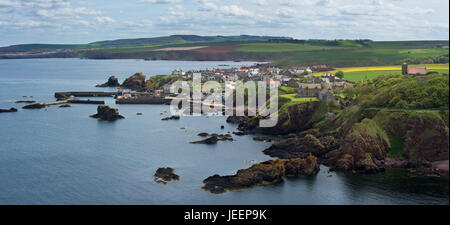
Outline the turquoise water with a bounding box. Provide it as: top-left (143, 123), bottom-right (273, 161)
top-left (0, 59), bottom-right (448, 205)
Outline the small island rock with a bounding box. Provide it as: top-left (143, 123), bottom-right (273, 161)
top-left (154, 167), bottom-right (180, 183)
top-left (90, 105), bottom-right (124, 121)
top-left (0, 108), bottom-right (18, 113)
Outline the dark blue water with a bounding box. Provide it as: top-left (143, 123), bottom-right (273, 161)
top-left (0, 59), bottom-right (448, 205)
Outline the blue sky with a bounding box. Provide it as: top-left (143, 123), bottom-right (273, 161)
top-left (0, 0), bottom-right (448, 46)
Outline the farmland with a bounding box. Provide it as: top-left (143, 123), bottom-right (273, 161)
top-left (319, 64), bottom-right (449, 82)
top-left (0, 35), bottom-right (448, 68)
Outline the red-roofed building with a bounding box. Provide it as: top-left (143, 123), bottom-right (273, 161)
top-left (408, 68), bottom-right (428, 75)
top-left (402, 63), bottom-right (428, 75)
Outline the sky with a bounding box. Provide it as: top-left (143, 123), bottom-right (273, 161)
top-left (0, 0), bottom-right (449, 46)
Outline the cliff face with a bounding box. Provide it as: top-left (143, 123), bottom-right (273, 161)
top-left (121, 72), bottom-right (146, 90)
top-left (238, 100), bottom-right (449, 173)
top-left (373, 110), bottom-right (449, 163)
top-left (323, 118), bottom-right (390, 172)
top-left (238, 101), bottom-right (322, 135)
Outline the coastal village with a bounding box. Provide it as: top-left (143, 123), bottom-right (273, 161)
top-left (111, 64), bottom-right (357, 106)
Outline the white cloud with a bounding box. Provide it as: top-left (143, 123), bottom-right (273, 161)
top-left (96, 16), bottom-right (115, 24)
top-left (221, 5), bottom-right (254, 17)
top-left (139, 0), bottom-right (183, 3)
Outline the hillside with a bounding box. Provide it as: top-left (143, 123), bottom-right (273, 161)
top-left (238, 73), bottom-right (449, 173)
top-left (0, 36), bottom-right (448, 68)
top-left (0, 35), bottom-right (291, 53)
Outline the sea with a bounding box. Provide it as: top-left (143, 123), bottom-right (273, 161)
top-left (0, 58), bottom-right (448, 205)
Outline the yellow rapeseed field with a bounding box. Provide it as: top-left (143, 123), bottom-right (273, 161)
top-left (313, 64), bottom-right (449, 76)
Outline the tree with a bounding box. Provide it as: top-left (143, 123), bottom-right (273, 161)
top-left (335, 71), bottom-right (344, 79)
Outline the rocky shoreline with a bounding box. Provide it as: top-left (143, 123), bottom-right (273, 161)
top-left (203, 155), bottom-right (319, 194)
top-left (226, 101), bottom-right (449, 175)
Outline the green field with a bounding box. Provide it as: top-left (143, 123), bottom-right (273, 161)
top-left (312, 64), bottom-right (449, 82)
top-left (1, 36), bottom-right (448, 68)
top-left (236, 43), bottom-right (344, 52)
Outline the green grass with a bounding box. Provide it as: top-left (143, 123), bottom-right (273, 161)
top-left (2, 38), bottom-right (448, 68)
top-left (387, 135), bottom-right (405, 158)
top-left (340, 69), bottom-right (449, 82)
top-left (236, 43), bottom-right (344, 52)
top-left (278, 94), bottom-right (318, 113)
top-left (279, 86), bottom-right (297, 94)
top-left (274, 48), bottom-right (449, 67)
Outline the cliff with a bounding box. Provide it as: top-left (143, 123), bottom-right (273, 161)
top-left (235, 74), bottom-right (449, 173)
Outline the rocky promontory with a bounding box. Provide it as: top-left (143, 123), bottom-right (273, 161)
top-left (90, 105), bottom-right (125, 121)
top-left (96, 76), bottom-right (120, 87)
top-left (121, 72), bottom-right (146, 90)
top-left (203, 155), bottom-right (319, 194)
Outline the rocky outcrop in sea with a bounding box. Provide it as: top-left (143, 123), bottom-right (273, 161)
top-left (90, 105), bottom-right (125, 121)
top-left (0, 108), bottom-right (18, 113)
top-left (96, 76), bottom-right (120, 87)
top-left (154, 167), bottom-right (180, 184)
top-left (202, 155), bottom-right (319, 194)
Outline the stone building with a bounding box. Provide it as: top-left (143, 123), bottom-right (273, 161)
top-left (298, 83), bottom-right (322, 97)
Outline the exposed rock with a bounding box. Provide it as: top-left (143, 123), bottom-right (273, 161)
top-left (226, 116), bottom-right (249, 124)
top-left (263, 134), bottom-right (337, 159)
top-left (190, 136), bottom-right (219, 145)
top-left (59, 104), bottom-right (71, 108)
top-left (96, 76), bottom-right (120, 87)
top-left (0, 108), bottom-right (18, 113)
top-left (253, 136), bottom-right (272, 142)
top-left (218, 133), bottom-right (234, 141)
top-left (121, 72), bottom-right (146, 90)
top-left (202, 156), bottom-right (319, 194)
top-left (136, 113), bottom-right (143, 115)
top-left (323, 119), bottom-right (389, 173)
top-left (90, 105), bottom-right (125, 121)
top-left (202, 159), bottom-right (285, 194)
top-left (402, 113), bottom-right (449, 163)
top-left (154, 167), bottom-right (180, 182)
top-left (232, 131), bottom-right (245, 136)
top-left (190, 133), bottom-right (234, 144)
top-left (161, 115), bottom-right (180, 121)
top-left (283, 155), bottom-right (320, 176)
top-left (22, 103), bottom-right (45, 109)
top-left (14, 100), bottom-right (36, 104)
top-left (220, 125), bottom-right (225, 129)
top-left (238, 101), bottom-right (321, 135)
top-left (198, 132), bottom-right (209, 137)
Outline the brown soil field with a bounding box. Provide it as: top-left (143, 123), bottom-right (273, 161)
top-left (193, 46), bottom-right (240, 53)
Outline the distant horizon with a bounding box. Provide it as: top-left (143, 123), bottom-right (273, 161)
top-left (1, 34), bottom-right (449, 47)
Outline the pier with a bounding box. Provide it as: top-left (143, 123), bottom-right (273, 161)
top-left (55, 92), bottom-right (118, 99)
